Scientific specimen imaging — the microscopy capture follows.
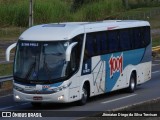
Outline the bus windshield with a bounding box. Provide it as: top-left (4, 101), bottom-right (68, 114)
top-left (14, 41), bottom-right (69, 83)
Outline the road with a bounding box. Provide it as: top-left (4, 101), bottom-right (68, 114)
top-left (0, 58), bottom-right (160, 120)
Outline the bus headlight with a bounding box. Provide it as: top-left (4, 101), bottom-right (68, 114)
top-left (15, 95), bottom-right (20, 100)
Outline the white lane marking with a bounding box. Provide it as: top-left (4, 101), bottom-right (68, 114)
top-left (101, 94), bottom-right (137, 104)
top-left (0, 103), bottom-right (29, 110)
top-left (152, 71), bottom-right (160, 74)
top-left (152, 64), bottom-right (159, 66)
top-left (0, 94), bottom-right (13, 98)
top-left (154, 60), bottom-right (160, 62)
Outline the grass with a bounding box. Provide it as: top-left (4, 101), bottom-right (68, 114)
top-left (152, 35), bottom-right (160, 47)
top-left (72, 0), bottom-right (124, 21)
top-left (0, 0), bottom-right (72, 27)
top-left (34, 0), bottom-right (72, 24)
top-left (0, 27), bottom-right (26, 41)
top-left (0, 63), bottom-right (13, 76)
top-left (0, 0), bottom-right (160, 27)
top-left (0, 1), bottom-right (29, 27)
top-left (149, 14), bottom-right (160, 29)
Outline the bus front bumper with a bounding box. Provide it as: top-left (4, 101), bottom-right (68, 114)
top-left (13, 89), bottom-right (69, 103)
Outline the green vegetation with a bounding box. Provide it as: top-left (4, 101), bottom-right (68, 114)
top-left (0, 63), bottom-right (13, 76)
top-left (0, 27), bottom-right (25, 40)
top-left (152, 35), bottom-right (160, 47)
top-left (71, 0), bottom-right (124, 21)
top-left (0, 0), bottom-right (72, 27)
top-left (0, 1), bottom-right (29, 27)
top-left (0, 0), bottom-right (160, 27)
top-left (0, 0), bottom-right (125, 27)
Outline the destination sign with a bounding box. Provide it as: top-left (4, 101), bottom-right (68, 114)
top-left (21, 43), bottom-right (39, 47)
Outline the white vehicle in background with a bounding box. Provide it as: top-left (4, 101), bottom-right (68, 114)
top-left (6, 20), bottom-right (152, 106)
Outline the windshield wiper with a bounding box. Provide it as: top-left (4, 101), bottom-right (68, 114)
top-left (44, 62), bottom-right (52, 83)
top-left (53, 52), bottom-right (63, 56)
top-left (46, 52), bottom-right (63, 56)
top-left (24, 56), bottom-right (37, 80)
top-left (43, 54), bottom-right (52, 83)
top-left (24, 62), bottom-right (36, 80)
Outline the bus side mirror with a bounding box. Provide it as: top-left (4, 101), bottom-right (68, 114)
top-left (6, 43), bottom-right (17, 61)
top-left (66, 42), bottom-right (78, 62)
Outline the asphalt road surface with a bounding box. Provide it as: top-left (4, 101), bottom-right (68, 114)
top-left (0, 58), bottom-right (160, 120)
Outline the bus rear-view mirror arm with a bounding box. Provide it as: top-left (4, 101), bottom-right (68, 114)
top-left (6, 43), bottom-right (17, 61)
top-left (66, 42), bottom-right (78, 62)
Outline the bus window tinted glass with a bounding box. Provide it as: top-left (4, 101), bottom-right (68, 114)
top-left (143, 27), bottom-right (151, 46)
top-left (119, 29), bottom-right (131, 50)
top-left (108, 31), bottom-right (119, 52)
top-left (95, 32), bottom-right (107, 54)
top-left (85, 34), bottom-right (94, 57)
top-left (133, 28), bottom-right (142, 48)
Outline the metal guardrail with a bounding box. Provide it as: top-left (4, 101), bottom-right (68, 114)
top-left (0, 75), bottom-right (13, 82)
top-left (0, 61), bottom-right (13, 64)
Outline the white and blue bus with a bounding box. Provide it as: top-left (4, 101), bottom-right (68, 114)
top-left (6, 20), bottom-right (151, 106)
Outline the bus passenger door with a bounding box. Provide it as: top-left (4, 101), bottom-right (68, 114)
top-left (92, 56), bottom-right (106, 95)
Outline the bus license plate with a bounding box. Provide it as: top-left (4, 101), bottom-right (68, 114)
top-left (33, 96), bottom-right (43, 100)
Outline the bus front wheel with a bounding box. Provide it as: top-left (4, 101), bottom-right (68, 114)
top-left (78, 85), bottom-right (88, 105)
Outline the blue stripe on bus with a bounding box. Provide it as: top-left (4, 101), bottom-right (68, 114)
top-left (101, 48), bottom-right (145, 92)
top-left (140, 44), bottom-right (152, 63)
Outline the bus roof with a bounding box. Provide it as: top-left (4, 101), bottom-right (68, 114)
top-left (19, 20), bottom-right (150, 41)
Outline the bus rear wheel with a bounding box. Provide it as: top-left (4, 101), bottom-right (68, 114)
top-left (127, 73), bottom-right (136, 93)
top-left (78, 85), bottom-right (88, 105)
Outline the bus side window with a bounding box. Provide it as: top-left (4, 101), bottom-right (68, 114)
top-left (119, 29), bottom-right (131, 51)
top-left (96, 32), bottom-right (107, 54)
top-left (101, 32), bottom-right (107, 53)
top-left (108, 30), bottom-right (119, 52)
top-left (70, 47), bottom-right (78, 72)
top-left (96, 33), bottom-right (101, 54)
top-left (69, 34), bottom-right (83, 73)
top-left (84, 34), bottom-right (94, 60)
top-left (133, 28), bottom-right (143, 49)
top-left (72, 34), bottom-right (83, 57)
top-left (143, 26), bottom-right (151, 46)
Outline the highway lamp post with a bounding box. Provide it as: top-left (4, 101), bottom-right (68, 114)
top-left (29, 0), bottom-right (34, 27)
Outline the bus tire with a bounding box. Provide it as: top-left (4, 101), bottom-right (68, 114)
top-left (127, 73), bottom-right (136, 93)
top-left (78, 85), bottom-right (88, 105)
top-left (31, 102), bottom-right (42, 107)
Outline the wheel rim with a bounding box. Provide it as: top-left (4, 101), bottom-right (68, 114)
top-left (131, 78), bottom-right (135, 90)
top-left (82, 88), bottom-right (87, 102)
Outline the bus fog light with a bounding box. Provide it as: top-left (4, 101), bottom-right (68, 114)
top-left (15, 95), bottom-right (20, 100)
top-left (58, 95), bottom-right (64, 100)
